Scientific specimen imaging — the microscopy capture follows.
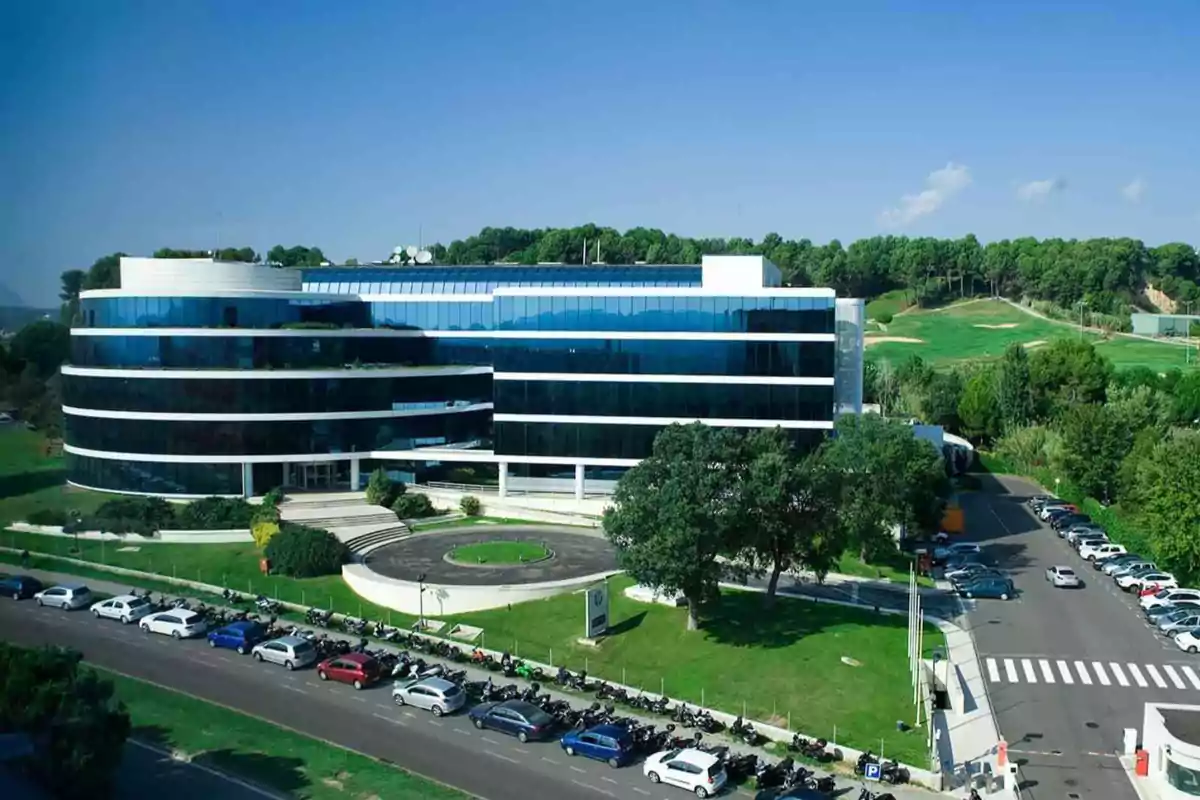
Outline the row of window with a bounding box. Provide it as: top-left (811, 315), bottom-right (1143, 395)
top-left (68, 454), bottom-right (246, 496)
top-left (69, 336), bottom-right (837, 377)
top-left (370, 302), bottom-right (492, 331)
top-left (494, 421), bottom-right (827, 460)
top-left (64, 411), bottom-right (493, 456)
top-left (493, 381), bottom-right (834, 421)
top-left (302, 266), bottom-right (702, 295)
top-left (79, 297), bottom-right (368, 329)
top-left (62, 373), bottom-right (492, 414)
top-left (494, 295), bottom-right (835, 334)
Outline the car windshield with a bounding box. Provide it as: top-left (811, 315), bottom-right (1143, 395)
top-left (1164, 609), bottom-right (1188, 622)
top-left (1156, 589), bottom-right (1173, 599)
top-left (442, 685), bottom-right (461, 697)
top-left (128, 597), bottom-right (150, 609)
top-left (294, 642), bottom-right (315, 656)
top-left (528, 708), bottom-right (553, 726)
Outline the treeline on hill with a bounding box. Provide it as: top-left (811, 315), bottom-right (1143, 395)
top-left (0, 319), bottom-right (68, 436)
top-left (871, 337), bottom-right (1200, 582)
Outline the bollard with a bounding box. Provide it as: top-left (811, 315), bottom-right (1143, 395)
top-left (702, 688), bottom-right (705, 707)
top-left (661, 677), bottom-right (665, 698)
top-left (787, 711), bottom-right (791, 731)
top-left (549, 648), bottom-right (553, 666)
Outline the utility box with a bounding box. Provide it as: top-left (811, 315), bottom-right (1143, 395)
top-left (1124, 728), bottom-right (1139, 755)
top-left (259, 557), bottom-right (271, 575)
top-left (1136, 749), bottom-right (1149, 777)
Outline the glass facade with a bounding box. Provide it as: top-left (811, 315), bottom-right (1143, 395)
top-left (80, 296), bottom-right (369, 329)
top-left (494, 381), bottom-right (833, 421)
top-left (62, 373), bottom-right (491, 414)
top-left (495, 295), bottom-right (835, 333)
top-left (369, 301), bottom-right (492, 330)
top-left (492, 339), bottom-right (835, 377)
top-left (65, 411), bottom-right (492, 456)
top-left (302, 266), bottom-right (702, 294)
top-left (1167, 757), bottom-right (1200, 796)
top-left (495, 421), bottom-right (826, 460)
top-left (68, 453), bottom-right (244, 496)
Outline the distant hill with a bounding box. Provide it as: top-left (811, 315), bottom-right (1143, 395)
top-left (0, 283), bottom-right (24, 307)
top-left (0, 306), bottom-right (56, 332)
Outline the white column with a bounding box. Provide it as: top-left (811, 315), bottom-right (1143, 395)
top-left (242, 462), bottom-right (254, 498)
top-left (497, 462), bottom-right (508, 498)
top-left (281, 461), bottom-right (290, 488)
top-left (574, 464), bottom-right (585, 500)
top-left (350, 458), bottom-right (361, 492)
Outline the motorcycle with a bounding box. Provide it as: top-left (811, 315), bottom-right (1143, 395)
top-left (858, 788), bottom-right (896, 800)
top-left (730, 715), bottom-right (760, 746)
top-left (255, 594), bottom-right (281, 614)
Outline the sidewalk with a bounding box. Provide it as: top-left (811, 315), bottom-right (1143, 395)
top-left (933, 615), bottom-right (1004, 793)
top-left (9, 563), bottom-right (945, 798)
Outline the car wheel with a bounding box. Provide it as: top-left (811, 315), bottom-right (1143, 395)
top-left (208, 638), bottom-right (217, 647)
top-left (608, 757), bottom-right (620, 768)
top-left (36, 599), bottom-right (44, 607)
top-left (318, 671), bottom-right (328, 681)
top-left (473, 717), bottom-right (485, 729)
top-left (431, 705), bottom-right (443, 717)
top-left (353, 679), bottom-right (364, 690)
top-left (92, 609), bottom-right (100, 618)
top-left (254, 652), bottom-right (264, 662)
top-left (1000, 593), bottom-right (1010, 601)
top-left (964, 592), bottom-right (973, 599)
top-left (1189, 646), bottom-right (1197, 654)
top-left (695, 788), bottom-right (709, 799)
top-left (140, 623), bottom-right (150, 633)
top-left (237, 645), bottom-right (248, 655)
top-left (171, 631), bottom-right (181, 640)
top-left (120, 615), bottom-right (130, 624)
top-left (11, 592), bottom-right (19, 601)
top-left (566, 746), bottom-right (576, 756)
top-left (648, 771), bottom-right (661, 784)
top-left (517, 731), bottom-right (529, 743)
top-left (285, 661), bottom-right (295, 671)
top-left (393, 694), bottom-right (406, 706)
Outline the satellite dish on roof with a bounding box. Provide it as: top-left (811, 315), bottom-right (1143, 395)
top-left (416, 249), bottom-right (433, 264)
top-left (406, 245), bottom-right (419, 258)
top-left (392, 246), bottom-right (404, 255)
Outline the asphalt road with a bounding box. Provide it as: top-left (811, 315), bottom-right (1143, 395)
top-left (960, 474), bottom-right (1193, 800)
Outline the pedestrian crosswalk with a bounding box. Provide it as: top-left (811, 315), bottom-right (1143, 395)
top-left (985, 657), bottom-right (1200, 690)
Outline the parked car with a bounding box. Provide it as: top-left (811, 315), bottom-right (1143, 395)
top-left (1157, 610), bottom-right (1200, 638)
top-left (1175, 627), bottom-right (1200, 654)
top-left (561, 724), bottom-right (637, 767)
top-left (933, 542), bottom-right (981, 561)
top-left (1045, 566), bottom-right (1081, 588)
top-left (1052, 511), bottom-right (1091, 527)
top-left (643, 748), bottom-right (728, 798)
top-left (252, 635), bottom-right (318, 671)
top-left (90, 594), bottom-right (155, 624)
top-left (1038, 503), bottom-right (1076, 521)
top-left (140, 608), bottom-right (208, 639)
top-left (948, 565), bottom-right (1004, 586)
top-left (1071, 533), bottom-right (1108, 551)
top-left (957, 576), bottom-right (1015, 600)
top-left (469, 699), bottom-right (556, 742)
top-left (317, 653), bottom-right (381, 690)
top-left (1110, 561), bottom-right (1156, 580)
top-left (1081, 543), bottom-right (1126, 562)
top-left (32, 582), bottom-right (93, 610)
top-left (0, 574), bottom-right (44, 600)
top-left (1141, 588), bottom-right (1200, 611)
top-left (943, 553), bottom-right (988, 575)
top-left (1066, 526), bottom-right (1106, 545)
top-left (207, 620), bottom-right (267, 654)
top-left (1102, 555), bottom-right (1147, 576)
top-left (1028, 495), bottom-right (1056, 509)
top-left (1147, 601), bottom-right (1200, 622)
top-left (391, 676), bottom-right (465, 716)
top-left (1118, 571), bottom-right (1177, 593)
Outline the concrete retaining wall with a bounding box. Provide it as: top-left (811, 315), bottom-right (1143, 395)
top-left (8, 523), bottom-right (253, 544)
top-left (409, 485), bottom-right (605, 526)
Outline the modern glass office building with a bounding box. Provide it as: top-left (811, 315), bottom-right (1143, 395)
top-left (63, 255), bottom-right (863, 497)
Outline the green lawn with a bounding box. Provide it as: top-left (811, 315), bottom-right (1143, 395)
top-left (865, 299), bottom-right (1195, 372)
top-left (0, 427), bottom-right (108, 525)
top-left (835, 551), bottom-right (933, 587)
top-left (445, 574), bottom-right (941, 764)
top-left (100, 669), bottom-right (468, 799)
top-left (448, 540), bottom-right (549, 564)
top-left (410, 516), bottom-right (557, 532)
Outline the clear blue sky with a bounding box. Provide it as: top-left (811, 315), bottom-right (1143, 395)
top-left (2, 0), bottom-right (1198, 306)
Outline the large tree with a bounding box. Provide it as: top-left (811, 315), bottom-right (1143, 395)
top-left (996, 343), bottom-right (1034, 429)
top-left (1055, 403), bottom-right (1130, 502)
top-left (1029, 339), bottom-right (1112, 418)
top-left (9, 319), bottom-right (69, 378)
top-left (603, 423), bottom-right (749, 630)
top-left (266, 245), bottom-right (327, 267)
top-left (738, 427), bottom-right (842, 607)
top-left (958, 366), bottom-right (1002, 443)
top-left (82, 252), bottom-right (125, 290)
top-left (0, 644), bottom-right (130, 799)
top-left (1132, 431), bottom-right (1200, 580)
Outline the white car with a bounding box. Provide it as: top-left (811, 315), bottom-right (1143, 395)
top-left (1045, 566), bottom-right (1081, 588)
top-left (1141, 588), bottom-right (1200, 611)
top-left (1080, 543), bottom-right (1125, 562)
top-left (1117, 571), bottom-right (1177, 593)
top-left (1039, 504), bottom-right (1074, 521)
top-left (139, 608), bottom-right (208, 639)
top-left (1065, 525), bottom-right (1104, 544)
top-left (1175, 628), bottom-right (1200, 654)
top-left (934, 542), bottom-right (981, 562)
top-left (643, 748), bottom-right (727, 798)
top-left (90, 594), bottom-right (155, 624)
top-left (252, 635), bottom-right (319, 670)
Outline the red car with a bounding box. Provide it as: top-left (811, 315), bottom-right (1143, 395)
top-left (317, 653), bottom-right (381, 690)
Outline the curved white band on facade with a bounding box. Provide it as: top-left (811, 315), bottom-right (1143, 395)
top-left (61, 365), bottom-right (493, 380)
top-left (62, 443), bottom-right (641, 468)
top-left (492, 372), bottom-right (835, 386)
top-left (80, 289), bottom-right (495, 302)
top-left (71, 327), bottom-right (836, 342)
top-left (490, 286), bottom-right (836, 298)
top-left (66, 480), bottom-right (243, 500)
top-left (61, 403), bottom-right (493, 423)
top-left (493, 413), bottom-right (834, 429)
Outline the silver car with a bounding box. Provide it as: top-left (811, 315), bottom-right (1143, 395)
top-left (1045, 566), bottom-right (1081, 588)
top-left (251, 636), bottom-right (318, 671)
top-left (1158, 611), bottom-right (1200, 638)
top-left (391, 677), bottom-right (466, 717)
top-left (33, 582), bottom-right (93, 610)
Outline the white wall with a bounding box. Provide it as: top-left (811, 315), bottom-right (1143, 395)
top-left (408, 485), bottom-right (606, 525)
top-left (8, 523), bottom-right (252, 544)
top-left (1143, 703), bottom-right (1200, 800)
top-left (119, 257), bottom-right (303, 292)
top-left (700, 255), bottom-right (784, 291)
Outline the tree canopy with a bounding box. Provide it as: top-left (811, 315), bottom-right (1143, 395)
top-left (266, 245), bottom-right (327, 267)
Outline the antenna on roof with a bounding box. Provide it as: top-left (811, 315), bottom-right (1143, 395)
top-left (415, 250), bottom-right (433, 264)
top-left (389, 244), bottom-right (432, 266)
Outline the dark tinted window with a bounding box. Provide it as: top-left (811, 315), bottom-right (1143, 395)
top-left (80, 297), bottom-right (369, 329)
top-left (301, 266), bottom-right (703, 294)
top-left (68, 454), bottom-right (244, 495)
top-left (496, 421), bottom-right (825, 460)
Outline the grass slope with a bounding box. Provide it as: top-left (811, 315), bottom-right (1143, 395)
top-left (0, 428), bottom-right (108, 525)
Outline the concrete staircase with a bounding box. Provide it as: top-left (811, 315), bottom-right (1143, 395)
top-left (278, 493), bottom-right (404, 545)
top-left (344, 525), bottom-right (414, 555)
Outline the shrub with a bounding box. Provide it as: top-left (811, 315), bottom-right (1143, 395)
top-left (93, 497), bottom-right (175, 532)
top-left (365, 468), bottom-right (404, 507)
top-left (27, 508), bottom-right (69, 526)
top-left (265, 523), bottom-right (347, 578)
top-left (392, 492), bottom-right (435, 519)
top-left (875, 312), bottom-right (894, 325)
top-left (252, 520), bottom-right (280, 549)
top-left (174, 497), bottom-right (255, 530)
top-left (460, 495), bottom-right (482, 517)
top-left (262, 487), bottom-right (286, 508)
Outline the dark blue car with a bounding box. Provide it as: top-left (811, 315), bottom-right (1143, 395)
top-left (561, 724), bottom-right (636, 767)
top-left (468, 699), bottom-right (555, 743)
top-left (0, 575), bottom-right (44, 600)
top-left (956, 576), bottom-right (1015, 600)
top-left (206, 620), bottom-right (266, 654)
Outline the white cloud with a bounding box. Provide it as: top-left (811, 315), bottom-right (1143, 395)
top-left (1122, 178), bottom-right (1147, 203)
top-left (1016, 178), bottom-right (1066, 202)
top-left (879, 162), bottom-right (972, 228)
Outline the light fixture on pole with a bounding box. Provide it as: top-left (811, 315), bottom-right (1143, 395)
top-left (417, 572), bottom-right (427, 630)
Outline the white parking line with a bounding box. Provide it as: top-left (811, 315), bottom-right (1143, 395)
top-left (601, 776), bottom-right (619, 784)
top-left (280, 684), bottom-right (307, 694)
top-left (1004, 659), bottom-right (1019, 682)
top-left (1057, 660), bottom-right (1074, 684)
top-left (453, 729), bottom-right (472, 736)
top-left (487, 751), bottom-right (520, 764)
top-left (1092, 662), bottom-right (1112, 686)
top-left (1146, 665), bottom-right (1169, 688)
top-left (570, 779), bottom-right (616, 797)
top-left (427, 719), bottom-right (443, 726)
top-left (349, 696), bottom-right (366, 703)
top-left (1039, 660), bottom-right (1055, 683)
top-left (1127, 664), bottom-right (1149, 688)
top-left (1021, 659), bottom-right (1037, 683)
top-left (371, 713), bottom-right (407, 726)
top-left (986, 658), bottom-right (1001, 682)
top-left (1182, 666), bottom-right (1200, 689)
top-left (1163, 665), bottom-right (1186, 689)
top-left (632, 789), bottom-right (652, 796)
top-left (570, 765), bottom-right (587, 774)
top-left (541, 756), bottom-right (561, 765)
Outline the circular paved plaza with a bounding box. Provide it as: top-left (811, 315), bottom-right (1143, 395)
top-left (365, 525), bottom-right (618, 586)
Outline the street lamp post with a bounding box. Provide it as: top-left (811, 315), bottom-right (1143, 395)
top-left (416, 572), bottom-right (427, 630)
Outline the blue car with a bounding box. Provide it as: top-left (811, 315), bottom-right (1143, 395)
top-left (0, 575), bottom-right (44, 600)
top-left (956, 576), bottom-right (1015, 600)
top-left (561, 724), bottom-right (636, 767)
top-left (206, 620), bottom-right (266, 654)
top-left (468, 699), bottom-right (555, 743)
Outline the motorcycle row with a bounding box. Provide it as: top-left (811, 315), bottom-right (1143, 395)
top-left (141, 589), bottom-right (911, 795)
